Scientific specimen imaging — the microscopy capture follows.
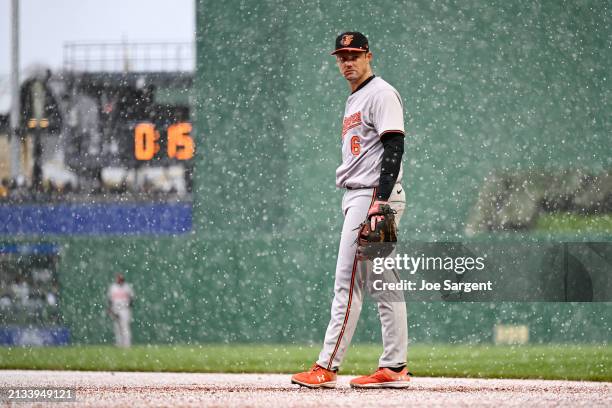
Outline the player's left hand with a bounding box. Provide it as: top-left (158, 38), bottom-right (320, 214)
top-left (368, 200), bottom-right (388, 230)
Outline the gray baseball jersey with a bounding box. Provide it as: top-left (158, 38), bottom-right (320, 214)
top-left (336, 76), bottom-right (405, 189)
top-left (108, 282), bottom-right (134, 312)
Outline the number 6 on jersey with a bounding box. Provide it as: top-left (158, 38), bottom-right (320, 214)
top-left (351, 135), bottom-right (361, 156)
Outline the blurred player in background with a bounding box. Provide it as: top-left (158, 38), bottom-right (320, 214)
top-left (107, 273), bottom-right (135, 347)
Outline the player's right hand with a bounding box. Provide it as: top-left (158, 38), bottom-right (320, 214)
top-left (368, 200), bottom-right (388, 230)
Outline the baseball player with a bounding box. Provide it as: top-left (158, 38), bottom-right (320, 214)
top-left (292, 32), bottom-right (409, 388)
top-left (107, 273), bottom-right (135, 347)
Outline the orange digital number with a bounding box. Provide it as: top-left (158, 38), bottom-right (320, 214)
top-left (134, 122), bottom-right (195, 161)
top-left (350, 135), bottom-right (361, 156)
top-left (167, 122), bottom-right (194, 160)
top-left (134, 123), bottom-right (160, 160)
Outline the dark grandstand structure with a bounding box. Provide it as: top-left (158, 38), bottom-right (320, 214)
top-left (1, 69), bottom-right (194, 203)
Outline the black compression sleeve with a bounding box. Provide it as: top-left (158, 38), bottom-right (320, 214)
top-left (377, 132), bottom-right (405, 201)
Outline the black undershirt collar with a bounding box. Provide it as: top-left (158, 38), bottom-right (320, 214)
top-left (351, 75), bottom-right (376, 95)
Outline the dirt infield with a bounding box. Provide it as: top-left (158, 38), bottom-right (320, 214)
top-left (1, 370), bottom-right (610, 407)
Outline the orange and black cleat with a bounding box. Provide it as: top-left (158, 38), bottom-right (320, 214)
top-left (291, 364), bottom-right (337, 389)
top-left (349, 367), bottom-right (411, 389)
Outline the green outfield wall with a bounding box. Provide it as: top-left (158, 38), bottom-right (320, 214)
top-left (3, 0), bottom-right (612, 345)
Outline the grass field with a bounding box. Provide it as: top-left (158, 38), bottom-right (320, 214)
top-left (536, 213), bottom-right (612, 233)
top-left (1, 344), bottom-right (610, 382)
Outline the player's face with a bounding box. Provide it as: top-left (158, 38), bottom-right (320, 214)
top-left (335, 51), bottom-right (372, 83)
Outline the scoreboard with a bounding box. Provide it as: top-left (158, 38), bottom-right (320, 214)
top-left (51, 72), bottom-right (196, 195)
top-left (3, 71), bottom-right (195, 235)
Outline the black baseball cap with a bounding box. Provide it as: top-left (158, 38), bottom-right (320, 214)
top-left (331, 31), bottom-right (369, 55)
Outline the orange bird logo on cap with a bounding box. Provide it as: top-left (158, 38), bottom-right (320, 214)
top-left (341, 35), bottom-right (354, 46)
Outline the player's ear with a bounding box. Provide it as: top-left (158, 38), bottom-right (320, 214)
top-left (365, 52), bottom-right (373, 62)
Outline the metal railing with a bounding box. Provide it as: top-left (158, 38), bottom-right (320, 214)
top-left (63, 41), bottom-right (194, 72)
